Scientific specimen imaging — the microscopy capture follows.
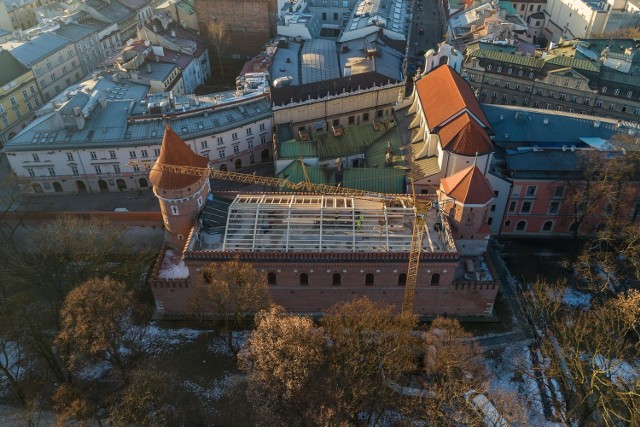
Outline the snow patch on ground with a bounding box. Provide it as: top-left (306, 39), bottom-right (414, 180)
top-left (183, 373), bottom-right (233, 402)
top-left (484, 342), bottom-right (548, 425)
top-left (80, 361), bottom-right (111, 380)
top-left (207, 331), bottom-right (250, 356)
top-left (136, 323), bottom-right (206, 353)
top-left (593, 355), bottom-right (640, 388)
top-left (562, 287), bottom-right (592, 309)
top-left (158, 250), bottom-right (189, 279)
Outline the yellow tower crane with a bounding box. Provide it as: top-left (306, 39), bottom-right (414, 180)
top-left (130, 160), bottom-right (434, 315)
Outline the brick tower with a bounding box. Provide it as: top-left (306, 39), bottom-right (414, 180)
top-left (438, 165), bottom-right (494, 256)
top-left (149, 125), bottom-right (210, 250)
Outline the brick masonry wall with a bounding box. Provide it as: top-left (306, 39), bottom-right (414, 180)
top-left (195, 0), bottom-right (277, 57)
top-left (150, 255), bottom-right (499, 317)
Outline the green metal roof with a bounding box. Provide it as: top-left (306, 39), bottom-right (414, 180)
top-left (545, 55), bottom-right (600, 72)
top-left (342, 167), bottom-right (406, 194)
top-left (277, 139), bottom-right (319, 159)
top-left (467, 49), bottom-right (544, 69)
top-left (600, 67), bottom-right (640, 87)
top-left (276, 160), bottom-right (406, 194)
top-left (316, 123), bottom-right (395, 160)
top-left (498, 1), bottom-right (517, 14)
top-left (466, 41), bottom-right (517, 54)
top-left (365, 127), bottom-right (405, 169)
top-left (0, 51), bottom-right (30, 87)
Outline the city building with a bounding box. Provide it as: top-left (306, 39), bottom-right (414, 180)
top-left (543, 0), bottom-right (640, 42)
top-left (139, 15), bottom-right (210, 93)
top-left (1, 32), bottom-right (82, 101)
top-left (81, 0), bottom-right (138, 44)
top-left (195, 0), bottom-right (277, 58)
top-left (0, 50), bottom-right (42, 141)
top-left (462, 39), bottom-right (640, 123)
top-left (1, 0), bottom-right (39, 31)
top-left (154, 0), bottom-right (198, 34)
top-left (2, 73), bottom-right (273, 194)
top-left (482, 104), bottom-right (640, 236)
top-left (148, 125), bottom-right (500, 318)
top-left (54, 20), bottom-right (106, 76)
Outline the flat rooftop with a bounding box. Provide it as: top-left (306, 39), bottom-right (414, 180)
top-left (191, 194), bottom-right (456, 254)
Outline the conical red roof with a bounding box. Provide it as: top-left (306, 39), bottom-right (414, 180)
top-left (438, 113), bottom-right (494, 156)
top-left (440, 165), bottom-right (494, 205)
top-left (149, 125), bottom-right (209, 190)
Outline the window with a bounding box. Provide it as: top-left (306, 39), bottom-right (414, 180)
top-left (526, 185), bottom-right (537, 197)
top-left (133, 164), bottom-right (140, 173)
top-left (542, 221), bottom-right (553, 232)
top-left (232, 132), bottom-right (238, 140)
top-left (71, 166), bottom-right (79, 175)
top-left (348, 115), bottom-right (355, 125)
top-left (507, 68), bottom-right (512, 75)
top-left (30, 85), bottom-right (36, 94)
top-left (488, 217), bottom-right (493, 225)
top-left (154, 149), bottom-right (160, 156)
top-left (560, 94), bottom-right (566, 100)
top-left (595, 101), bottom-right (603, 108)
top-left (487, 64), bottom-right (492, 71)
top-left (497, 66), bottom-right (502, 72)
top-left (201, 140), bottom-right (208, 148)
top-left (259, 123), bottom-right (266, 131)
top-left (614, 88), bottom-right (620, 95)
top-left (218, 149), bottom-right (226, 159)
top-left (322, 12), bottom-right (326, 20)
top-left (48, 167), bottom-right (56, 176)
top-left (553, 186), bottom-right (564, 198)
top-left (491, 204), bottom-right (496, 212)
top-left (217, 137), bottom-right (223, 145)
top-left (509, 201), bottom-right (516, 213)
top-left (171, 206), bottom-right (179, 215)
top-left (94, 165), bottom-right (102, 174)
top-left (397, 273), bottom-right (407, 286)
top-left (300, 273), bottom-right (309, 286)
top-left (365, 273), bottom-right (374, 286)
top-left (549, 201), bottom-right (559, 214)
top-left (9, 97), bottom-right (17, 106)
top-left (27, 168), bottom-right (35, 177)
top-left (430, 273), bottom-right (440, 285)
top-left (129, 151), bottom-right (136, 159)
top-left (537, 4), bottom-right (541, 10)
top-left (109, 150), bottom-right (117, 159)
top-left (22, 89), bottom-right (28, 99)
top-left (113, 164), bottom-right (120, 173)
top-left (332, 273), bottom-right (341, 286)
top-left (521, 202), bottom-right (532, 213)
top-left (609, 103), bottom-right (615, 110)
top-left (233, 145), bottom-right (240, 154)
top-left (516, 221), bottom-right (526, 231)
top-left (66, 152), bottom-right (74, 161)
top-left (334, 12), bottom-right (338, 20)
top-left (267, 273), bottom-right (277, 285)
top-left (89, 151), bottom-right (97, 160)
top-left (601, 86), bottom-right (607, 93)
top-left (261, 135), bottom-right (267, 145)
top-left (526, 86), bottom-right (531, 93)
top-left (583, 98), bottom-right (590, 105)
top-left (248, 140), bottom-right (253, 149)
top-left (32, 153), bottom-right (40, 162)
top-left (141, 149), bottom-right (148, 157)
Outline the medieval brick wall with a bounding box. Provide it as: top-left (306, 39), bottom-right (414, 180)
top-left (195, 0), bottom-right (277, 58)
top-left (150, 252), bottom-right (499, 317)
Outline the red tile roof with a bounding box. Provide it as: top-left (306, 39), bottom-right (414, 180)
top-left (149, 125), bottom-right (209, 190)
top-left (438, 113), bottom-right (494, 156)
top-left (440, 165), bottom-right (494, 205)
top-left (415, 65), bottom-right (491, 129)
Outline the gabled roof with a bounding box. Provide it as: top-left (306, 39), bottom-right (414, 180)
top-left (438, 112), bottom-right (494, 156)
top-left (415, 65), bottom-right (491, 130)
top-left (149, 125), bottom-right (209, 190)
top-left (0, 50), bottom-right (29, 87)
top-left (440, 165), bottom-right (494, 205)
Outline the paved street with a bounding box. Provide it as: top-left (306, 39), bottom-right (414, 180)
top-left (408, 0), bottom-right (446, 63)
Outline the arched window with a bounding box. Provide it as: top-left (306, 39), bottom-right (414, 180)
top-left (332, 273), bottom-right (341, 286)
top-left (398, 273), bottom-right (407, 286)
top-left (487, 64), bottom-right (492, 71)
top-left (300, 273), bottom-right (309, 286)
top-left (542, 221), bottom-right (553, 232)
top-left (602, 86), bottom-right (607, 93)
top-left (516, 221), bottom-right (527, 231)
top-left (267, 272), bottom-right (277, 285)
top-left (365, 273), bottom-right (374, 286)
top-left (497, 66), bottom-right (502, 72)
top-left (430, 273), bottom-right (440, 285)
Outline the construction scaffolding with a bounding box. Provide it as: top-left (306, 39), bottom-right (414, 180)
top-left (209, 194), bottom-right (455, 253)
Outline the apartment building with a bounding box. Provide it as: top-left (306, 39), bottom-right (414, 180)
top-left (1, 32), bottom-right (82, 101)
top-left (462, 40), bottom-right (640, 123)
top-left (2, 74), bottom-right (273, 194)
top-left (0, 50), bottom-right (42, 141)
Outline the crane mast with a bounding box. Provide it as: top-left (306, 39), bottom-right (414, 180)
top-left (131, 160), bottom-right (433, 315)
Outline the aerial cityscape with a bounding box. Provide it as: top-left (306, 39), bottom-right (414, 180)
top-left (0, 0), bottom-right (638, 424)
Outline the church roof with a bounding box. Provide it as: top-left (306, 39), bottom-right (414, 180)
top-left (149, 125), bottom-right (209, 190)
top-left (438, 113), bottom-right (494, 156)
top-left (415, 65), bottom-right (491, 129)
top-left (440, 165), bottom-right (494, 205)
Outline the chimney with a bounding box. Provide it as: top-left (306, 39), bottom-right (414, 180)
top-left (147, 63), bottom-right (152, 73)
top-left (171, 29), bottom-right (176, 37)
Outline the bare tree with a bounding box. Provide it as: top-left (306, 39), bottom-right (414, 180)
top-left (207, 19), bottom-right (230, 74)
top-left (189, 258), bottom-right (271, 355)
top-left (528, 280), bottom-right (640, 426)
